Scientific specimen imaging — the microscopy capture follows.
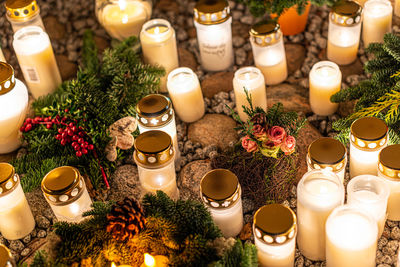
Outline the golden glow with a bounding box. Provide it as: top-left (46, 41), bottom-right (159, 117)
top-left (144, 253), bottom-right (156, 267)
top-left (118, 0), bottom-right (127, 10)
top-left (111, 263), bottom-right (117, 267)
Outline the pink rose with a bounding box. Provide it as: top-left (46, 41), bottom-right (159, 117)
top-left (242, 135), bottom-right (258, 153)
top-left (281, 135), bottom-right (296, 155)
top-left (252, 124), bottom-right (266, 138)
top-left (267, 126), bottom-right (286, 145)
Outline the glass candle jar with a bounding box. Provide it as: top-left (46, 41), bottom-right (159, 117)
top-left (5, 0), bottom-right (44, 33)
top-left (42, 166), bottom-right (93, 223)
top-left (253, 204), bottom-right (297, 267)
top-left (0, 244), bottom-right (16, 267)
top-left (0, 62), bottom-right (28, 154)
top-left (307, 137), bottom-right (347, 183)
top-left (325, 205), bottom-right (378, 267)
top-left (13, 26), bottom-right (61, 99)
top-left (309, 61), bottom-right (342, 116)
top-left (250, 20), bottom-right (288, 85)
top-left (200, 169), bottom-right (243, 237)
top-left (167, 67), bottom-right (205, 123)
top-left (233, 67), bottom-right (267, 122)
top-left (363, 0), bottom-right (392, 47)
top-left (297, 169), bottom-right (344, 261)
top-left (134, 130), bottom-right (179, 200)
top-left (378, 144), bottom-right (400, 221)
top-left (136, 94), bottom-right (180, 163)
top-left (0, 163), bottom-right (35, 240)
top-left (193, 0), bottom-right (233, 72)
top-left (350, 117), bottom-right (388, 178)
top-left (327, 0), bottom-right (362, 65)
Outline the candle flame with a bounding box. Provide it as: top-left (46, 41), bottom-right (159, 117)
top-left (122, 14), bottom-right (128, 24)
top-left (144, 253), bottom-right (156, 267)
top-left (154, 26), bottom-right (160, 35)
top-left (244, 72), bottom-right (250, 80)
top-left (118, 0), bottom-right (127, 11)
top-left (111, 263), bottom-right (117, 267)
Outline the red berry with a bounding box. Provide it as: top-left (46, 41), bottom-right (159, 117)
top-left (55, 134), bottom-right (62, 140)
top-left (61, 139), bottom-right (67, 146)
top-left (46, 124), bottom-right (52, 129)
top-left (79, 132), bottom-right (85, 137)
top-left (65, 109), bottom-right (69, 113)
top-left (74, 145), bottom-right (80, 151)
top-left (61, 132), bottom-right (67, 138)
top-left (78, 126), bottom-right (83, 130)
top-left (81, 143), bottom-right (87, 148)
top-left (58, 128), bottom-right (64, 134)
top-left (71, 126), bottom-right (77, 132)
top-left (82, 149), bottom-right (88, 155)
top-left (68, 122), bottom-right (73, 127)
top-left (72, 135), bottom-right (78, 141)
top-left (78, 138), bottom-right (84, 144)
top-left (61, 117), bottom-right (67, 122)
top-left (76, 151), bottom-right (82, 157)
top-left (20, 127), bottom-right (25, 132)
top-left (51, 119), bottom-right (56, 123)
top-left (44, 117), bottom-right (49, 122)
top-left (67, 129), bottom-right (73, 136)
top-left (88, 144), bottom-right (94, 150)
top-left (25, 124), bottom-right (32, 131)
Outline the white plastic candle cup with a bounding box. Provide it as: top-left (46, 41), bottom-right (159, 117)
top-left (363, 0), bottom-right (392, 47)
top-left (5, 0), bottom-right (45, 33)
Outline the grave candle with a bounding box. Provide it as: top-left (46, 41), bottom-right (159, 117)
top-left (233, 67), bottom-right (267, 121)
top-left (13, 26), bottom-right (61, 99)
top-left (363, 0), bottom-right (392, 47)
top-left (297, 169), bottom-right (344, 261)
top-left (5, 0), bottom-right (44, 33)
top-left (309, 61), bottom-right (342, 116)
top-left (140, 254), bottom-right (169, 267)
top-left (249, 20), bottom-right (288, 85)
top-left (0, 244), bottom-right (16, 267)
top-left (350, 117), bottom-right (388, 178)
top-left (167, 67), bottom-right (205, 123)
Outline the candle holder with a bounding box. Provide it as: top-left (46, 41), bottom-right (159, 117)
top-left (96, 0), bottom-right (152, 40)
top-left (167, 67), bottom-right (205, 123)
top-left (253, 204), bottom-right (297, 267)
top-left (193, 0), bottom-right (233, 71)
top-left (0, 163), bottom-right (35, 240)
top-left (0, 244), bottom-right (16, 266)
top-left (233, 67), bottom-right (267, 122)
top-left (0, 62), bottom-right (28, 154)
top-left (136, 94), bottom-right (180, 162)
top-left (42, 166), bottom-right (93, 223)
top-left (309, 61), bottom-right (342, 116)
top-left (5, 0), bottom-right (44, 33)
top-left (297, 169), bottom-right (344, 261)
top-left (363, 0), bottom-right (392, 47)
top-left (327, 0), bottom-right (362, 65)
top-left (200, 169), bottom-right (243, 238)
top-left (307, 137), bottom-right (347, 183)
top-left (378, 144), bottom-right (400, 221)
top-left (325, 205), bottom-right (378, 267)
top-left (250, 20), bottom-right (288, 85)
top-left (349, 117), bottom-right (388, 178)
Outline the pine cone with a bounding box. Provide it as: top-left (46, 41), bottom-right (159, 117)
top-left (106, 197), bottom-right (146, 241)
top-left (250, 113), bottom-right (266, 126)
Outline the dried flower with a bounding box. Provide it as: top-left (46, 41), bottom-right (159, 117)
top-left (242, 136), bottom-right (258, 153)
top-left (267, 126), bottom-right (286, 145)
top-left (281, 136), bottom-right (296, 155)
top-left (252, 124), bottom-right (266, 139)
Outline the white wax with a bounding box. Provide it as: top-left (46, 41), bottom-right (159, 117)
top-left (209, 198), bottom-right (243, 238)
top-left (327, 22), bottom-right (361, 65)
top-left (350, 142), bottom-right (386, 178)
top-left (363, 0), bottom-right (392, 47)
top-left (378, 172), bottom-right (400, 221)
top-left (0, 48), bottom-right (5, 62)
top-left (255, 235), bottom-right (296, 267)
top-left (307, 165), bottom-right (345, 184)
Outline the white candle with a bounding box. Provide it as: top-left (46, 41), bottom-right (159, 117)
top-left (297, 169), bottom-right (344, 261)
top-left (167, 67), bottom-right (205, 123)
top-left (395, 0), bottom-right (400, 16)
top-left (5, 0), bottom-right (45, 33)
top-left (140, 19), bottom-right (179, 93)
top-left (13, 26), bottom-right (61, 99)
top-left (233, 67), bottom-right (267, 122)
top-left (326, 205), bottom-right (378, 267)
top-left (309, 61), bottom-right (342, 116)
top-left (363, 0), bottom-right (392, 47)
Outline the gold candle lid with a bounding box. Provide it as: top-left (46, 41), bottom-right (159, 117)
top-left (250, 20), bottom-right (281, 46)
top-left (0, 163), bottom-right (18, 195)
top-left (0, 62), bottom-right (16, 96)
top-left (350, 117), bottom-right (388, 150)
top-left (5, 0), bottom-right (40, 21)
top-left (379, 145), bottom-right (400, 179)
top-left (308, 137), bottom-right (347, 172)
top-left (0, 244), bottom-right (12, 267)
top-left (134, 130), bottom-right (174, 168)
top-left (136, 94), bottom-right (173, 127)
top-left (194, 0), bottom-right (230, 25)
top-left (253, 204), bottom-right (297, 245)
top-left (330, 0), bottom-right (362, 26)
top-left (200, 169), bottom-right (241, 209)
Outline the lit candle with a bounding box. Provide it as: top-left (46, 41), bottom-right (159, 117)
top-left (140, 19), bottom-right (179, 93)
top-left (42, 166), bottom-right (93, 223)
top-left (140, 253), bottom-right (169, 267)
top-left (0, 62), bottom-right (28, 154)
top-left (5, 0), bottom-right (45, 33)
top-left (307, 137), bottom-right (347, 183)
top-left (13, 26), bottom-right (61, 99)
top-left (134, 131), bottom-right (179, 200)
top-left (309, 61), bottom-right (342, 116)
top-left (395, 0), bottom-right (400, 16)
top-left (250, 20), bottom-right (288, 85)
top-left (378, 144), bottom-right (400, 221)
top-left (350, 117), bottom-right (388, 178)
top-left (112, 262), bottom-right (133, 267)
top-left (363, 0), bottom-right (392, 47)
top-left (297, 169), bottom-right (344, 261)
top-left (325, 205), bottom-right (378, 267)
top-left (0, 163), bottom-right (35, 240)
top-left (327, 1), bottom-right (362, 65)
top-left (193, 0), bottom-right (233, 72)
top-left (200, 169), bottom-right (243, 238)
top-left (253, 204), bottom-right (297, 267)
top-left (347, 175), bottom-right (389, 237)
top-left (233, 67), bottom-right (267, 122)
top-left (96, 0), bottom-right (152, 40)
top-left (167, 67), bottom-right (205, 123)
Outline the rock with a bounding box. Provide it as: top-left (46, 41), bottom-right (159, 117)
top-left (188, 114), bottom-right (239, 151)
top-left (36, 215), bottom-right (51, 229)
top-left (155, 0), bottom-right (179, 13)
top-left (22, 232), bottom-right (61, 265)
top-left (285, 44), bottom-right (306, 74)
top-left (338, 100), bottom-right (356, 118)
top-left (201, 72), bottom-right (234, 98)
top-left (37, 230), bottom-right (47, 238)
top-left (391, 226), bottom-right (400, 240)
top-left (107, 164), bottom-right (142, 202)
top-left (105, 136), bottom-right (118, 162)
top-left (108, 116), bottom-right (137, 150)
top-left (239, 222), bottom-right (252, 240)
top-left (56, 55), bottom-right (78, 81)
top-left (178, 47), bottom-right (198, 71)
top-left (94, 35), bottom-right (110, 54)
top-left (25, 188), bottom-right (54, 221)
top-left (9, 240), bottom-right (24, 251)
top-left (178, 159), bottom-right (212, 200)
top-left (242, 198), bottom-right (256, 214)
top-left (232, 20), bottom-right (251, 39)
top-left (21, 247), bottom-right (31, 257)
top-left (43, 16), bottom-right (66, 40)
top-left (22, 234), bottom-right (31, 244)
top-left (267, 83), bottom-right (312, 114)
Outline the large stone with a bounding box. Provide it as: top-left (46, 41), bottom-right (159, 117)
top-left (107, 164), bottom-right (142, 202)
top-left (25, 188), bottom-right (55, 221)
top-left (94, 35), bottom-right (110, 54)
top-left (178, 159), bottom-right (212, 201)
top-left (201, 72), bottom-right (234, 99)
top-left (155, 0), bottom-right (179, 13)
top-left (232, 20), bottom-right (251, 39)
top-left (338, 100), bottom-right (356, 117)
top-left (267, 83), bottom-right (311, 114)
top-left (56, 55), bottom-right (78, 81)
top-left (43, 16), bottom-right (66, 40)
top-left (285, 43), bottom-right (306, 74)
top-left (178, 47), bottom-right (198, 71)
top-left (188, 114), bottom-right (239, 151)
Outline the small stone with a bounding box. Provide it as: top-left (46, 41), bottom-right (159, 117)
top-left (73, 20), bottom-right (86, 30)
top-left (391, 227), bottom-right (400, 240)
top-left (36, 215), bottom-right (51, 229)
top-left (22, 234), bottom-right (31, 244)
top-left (9, 240), bottom-right (24, 251)
top-left (232, 10), bottom-right (242, 20)
top-left (178, 160), bottom-right (212, 200)
top-left (240, 15), bottom-right (253, 25)
top-left (177, 28), bottom-right (188, 41)
top-left (242, 198), bottom-right (256, 214)
top-left (21, 247), bottom-right (31, 257)
top-left (37, 230), bottom-right (47, 238)
top-left (232, 36), bottom-right (245, 48)
top-left (295, 255), bottom-right (305, 267)
top-left (315, 36), bottom-right (327, 49)
top-left (235, 48), bottom-right (247, 66)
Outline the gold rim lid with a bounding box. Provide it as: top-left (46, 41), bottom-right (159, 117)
top-left (331, 0), bottom-right (362, 26)
top-left (350, 117), bottom-right (388, 150)
top-left (253, 204), bottom-right (297, 245)
top-left (136, 94), bottom-right (173, 127)
top-left (250, 20), bottom-right (281, 47)
top-left (0, 163), bottom-right (18, 195)
top-left (194, 0), bottom-right (230, 25)
top-left (0, 244), bottom-right (12, 267)
top-left (0, 62), bottom-right (16, 95)
top-left (308, 137), bottom-right (346, 172)
top-left (379, 145), bottom-right (400, 179)
top-left (42, 166), bottom-right (80, 195)
top-left (5, 0), bottom-right (40, 21)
